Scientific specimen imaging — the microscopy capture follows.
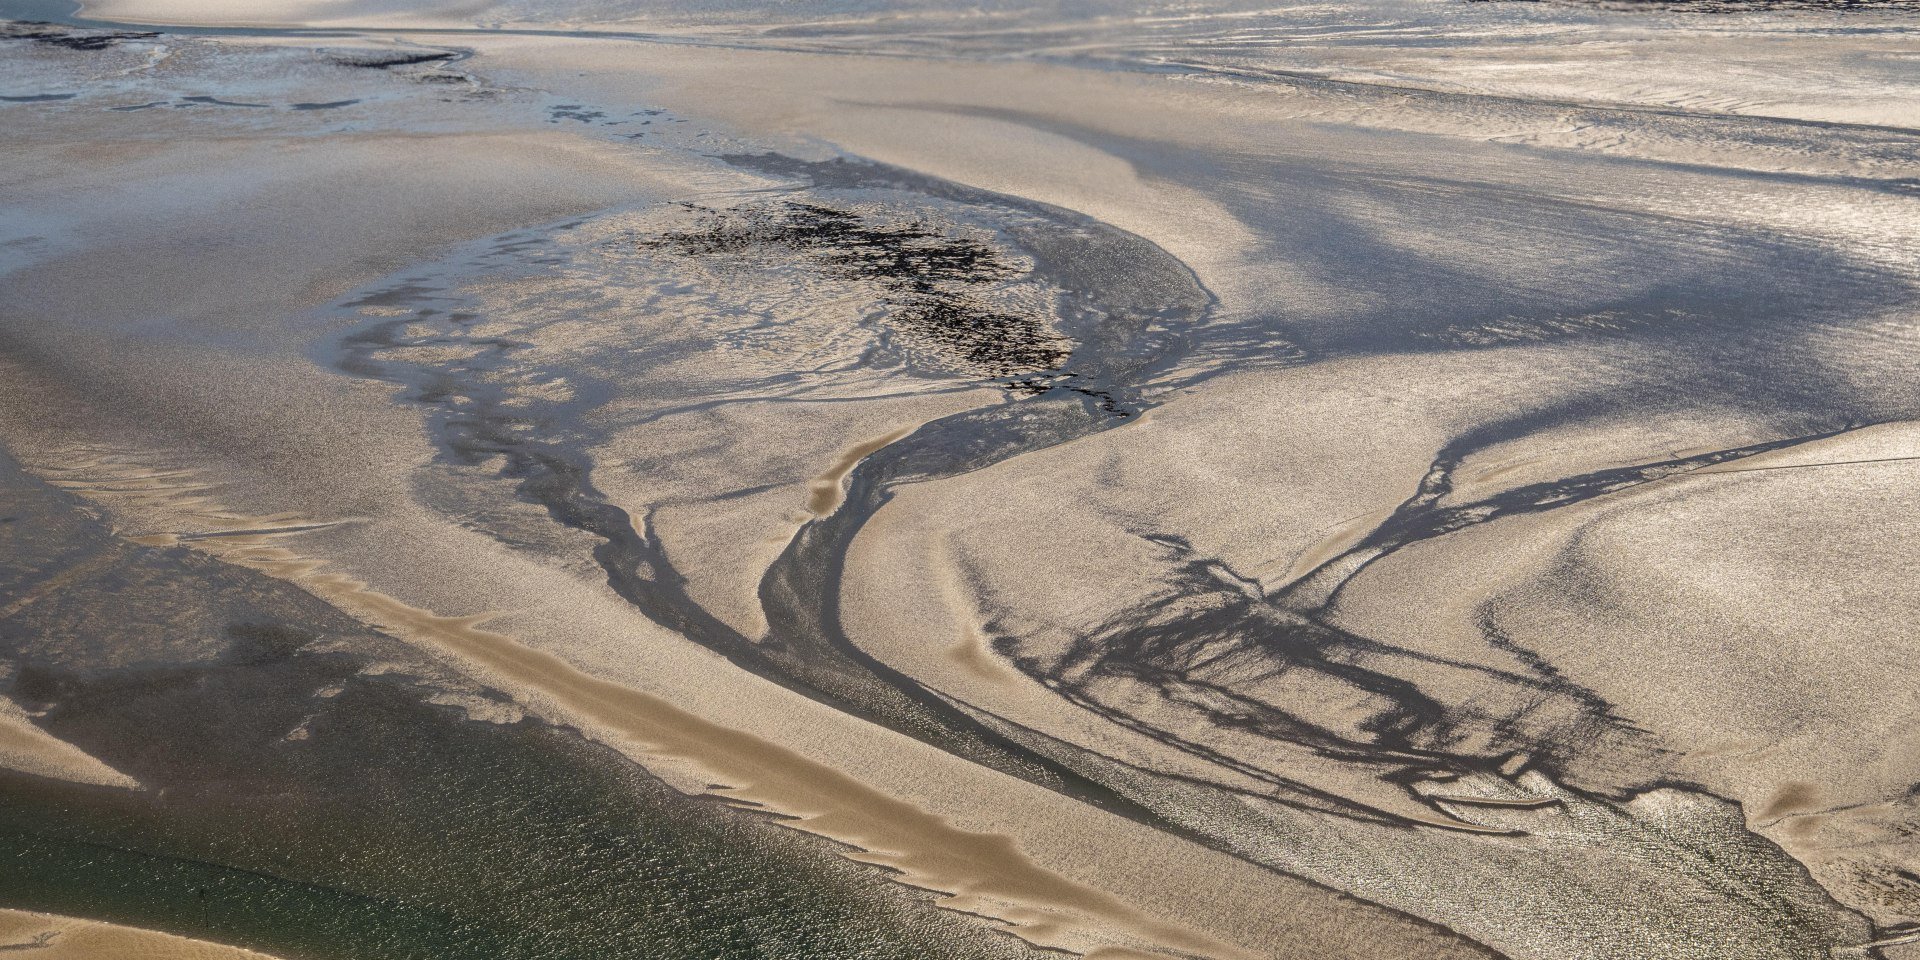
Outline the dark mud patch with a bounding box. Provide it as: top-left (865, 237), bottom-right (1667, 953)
top-left (644, 201), bottom-right (1072, 384)
top-left (0, 21), bottom-right (155, 51)
top-left (180, 95), bottom-right (269, 108)
top-left (547, 103), bottom-right (606, 123)
top-left (328, 50), bottom-right (455, 69)
top-left (0, 92), bottom-right (72, 102)
top-left (291, 98), bottom-right (360, 110)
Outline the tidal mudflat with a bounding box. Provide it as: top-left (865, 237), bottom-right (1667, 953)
top-left (1, 0), bottom-right (1917, 957)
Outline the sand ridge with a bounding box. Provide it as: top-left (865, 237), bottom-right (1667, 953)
top-left (0, 909), bottom-right (285, 960)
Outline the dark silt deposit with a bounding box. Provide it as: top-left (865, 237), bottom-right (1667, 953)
top-left (642, 201), bottom-right (1073, 381)
top-left (0, 20), bottom-right (155, 51)
top-left (328, 51), bottom-right (459, 69)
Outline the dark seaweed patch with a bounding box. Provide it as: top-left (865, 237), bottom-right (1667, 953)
top-left (329, 50), bottom-right (456, 69)
top-left (644, 201), bottom-right (1071, 383)
top-left (179, 94), bottom-right (269, 108)
top-left (1, 21), bottom-right (156, 51)
top-left (547, 104), bottom-right (606, 123)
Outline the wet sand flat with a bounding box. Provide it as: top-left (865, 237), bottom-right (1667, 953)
top-left (1, 1), bottom-right (1917, 958)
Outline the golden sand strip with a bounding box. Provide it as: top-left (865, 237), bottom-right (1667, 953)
top-left (806, 426), bottom-right (916, 517)
top-left (206, 533), bottom-right (1247, 959)
top-left (0, 908), bottom-right (283, 960)
top-left (52, 455), bottom-right (1249, 960)
top-left (0, 695), bottom-right (139, 791)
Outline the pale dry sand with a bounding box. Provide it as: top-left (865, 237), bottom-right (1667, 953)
top-left (0, 909), bottom-right (283, 960)
top-left (0, 694), bottom-right (138, 789)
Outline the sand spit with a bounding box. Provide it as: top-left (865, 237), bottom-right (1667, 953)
top-left (0, 908), bottom-right (284, 960)
top-left (0, 694), bottom-right (139, 789)
top-left (808, 426), bottom-right (916, 517)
